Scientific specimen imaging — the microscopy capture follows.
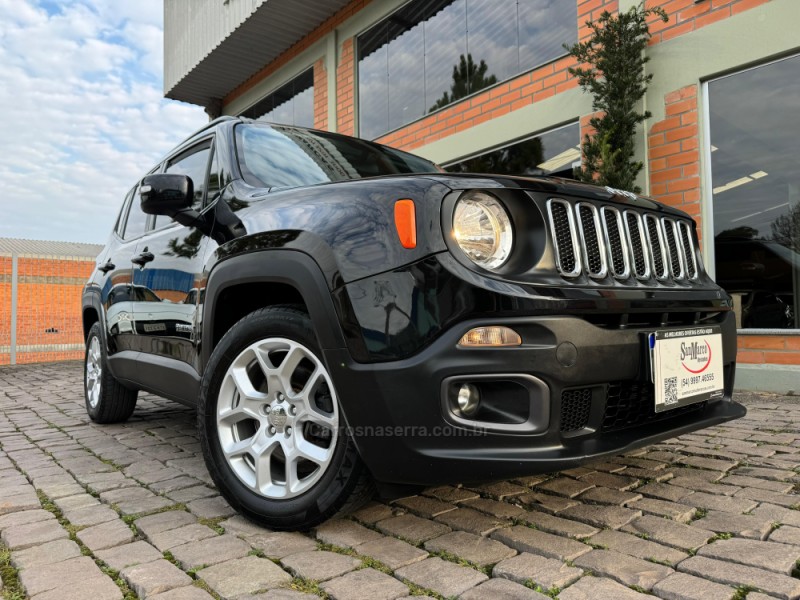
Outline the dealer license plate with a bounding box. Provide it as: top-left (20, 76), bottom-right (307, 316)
top-left (649, 326), bottom-right (724, 413)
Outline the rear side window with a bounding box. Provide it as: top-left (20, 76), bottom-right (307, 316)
top-left (122, 186), bottom-right (149, 240)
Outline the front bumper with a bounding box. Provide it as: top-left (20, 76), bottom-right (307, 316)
top-left (326, 310), bottom-right (744, 486)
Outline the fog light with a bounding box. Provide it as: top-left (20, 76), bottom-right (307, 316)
top-left (457, 383), bottom-right (480, 417)
top-left (458, 326), bottom-right (522, 348)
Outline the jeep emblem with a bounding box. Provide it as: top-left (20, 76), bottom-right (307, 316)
top-left (269, 407), bottom-right (288, 432)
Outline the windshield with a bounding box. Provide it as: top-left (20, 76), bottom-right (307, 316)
top-left (236, 123), bottom-right (440, 189)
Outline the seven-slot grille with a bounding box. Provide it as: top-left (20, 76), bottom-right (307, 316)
top-left (547, 198), bottom-right (700, 284)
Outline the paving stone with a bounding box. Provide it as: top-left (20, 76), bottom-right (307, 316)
top-left (629, 498), bottom-right (696, 523)
top-left (121, 558), bottom-right (192, 598)
top-left (187, 496), bottom-right (235, 519)
top-left (637, 482), bottom-right (694, 502)
top-left (393, 495), bottom-right (457, 518)
top-left (0, 508), bottom-right (54, 530)
top-left (424, 530), bottom-right (516, 567)
top-left (621, 515), bottom-right (714, 553)
top-left (558, 503), bottom-right (641, 529)
top-left (355, 536), bottom-right (429, 570)
top-left (422, 486), bottom-right (480, 503)
top-left (520, 510), bottom-right (599, 539)
top-left (619, 467), bottom-right (675, 481)
top-left (77, 518), bottom-right (136, 551)
top-left (281, 550), bottom-right (360, 581)
top-left (63, 504), bottom-right (120, 527)
top-left (556, 575), bottom-right (649, 599)
top-left (96, 540), bottom-right (163, 571)
top-left (535, 477), bottom-right (594, 498)
top-left (351, 501), bottom-right (395, 525)
top-left (434, 508), bottom-right (507, 536)
top-left (721, 474), bottom-right (795, 493)
top-left (678, 555), bottom-right (800, 599)
top-left (651, 572), bottom-right (737, 600)
top-left (460, 497), bottom-right (526, 519)
top-left (117, 495), bottom-right (175, 516)
top-left (516, 491), bottom-right (579, 514)
top-left (769, 525), bottom-right (800, 546)
top-left (459, 577), bottom-right (549, 600)
top-left (11, 538), bottom-right (82, 570)
top-left (491, 526), bottom-right (591, 561)
top-left (218, 515), bottom-right (269, 538)
top-left (321, 568), bottom-right (409, 600)
top-left (236, 591), bottom-right (315, 600)
top-left (148, 523), bottom-right (219, 551)
top-left (375, 513), bottom-right (451, 544)
top-left (690, 511), bottom-right (774, 540)
top-left (54, 493), bottom-right (100, 512)
top-left (199, 555), bottom-right (292, 597)
top-left (676, 456), bottom-right (738, 471)
top-left (679, 491), bottom-right (757, 514)
top-left (574, 549), bottom-right (673, 590)
top-left (696, 537), bottom-right (800, 574)
top-left (18, 555), bottom-right (116, 597)
top-left (470, 481), bottom-right (529, 500)
top-left (164, 485), bottom-right (219, 503)
top-left (578, 487), bottom-right (642, 506)
top-left (668, 477), bottom-right (739, 495)
top-left (492, 552), bottom-right (582, 590)
top-left (315, 518), bottom-right (385, 549)
top-left (734, 466), bottom-right (795, 481)
top-left (149, 476), bottom-right (203, 494)
top-left (1, 518), bottom-right (68, 549)
top-left (135, 510), bottom-right (198, 537)
top-left (249, 531), bottom-right (319, 559)
top-left (394, 557), bottom-right (487, 598)
top-left (590, 529), bottom-right (687, 566)
top-left (170, 534), bottom-right (251, 570)
top-left (751, 503), bottom-right (800, 527)
top-left (735, 486), bottom-right (800, 508)
top-left (579, 472), bottom-right (640, 491)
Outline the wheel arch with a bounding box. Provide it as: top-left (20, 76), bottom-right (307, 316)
top-left (201, 249), bottom-right (348, 372)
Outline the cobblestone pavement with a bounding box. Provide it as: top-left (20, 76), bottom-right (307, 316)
top-left (1, 363), bottom-right (800, 600)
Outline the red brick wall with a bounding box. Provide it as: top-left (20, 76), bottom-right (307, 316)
top-left (0, 255), bottom-right (11, 365)
top-left (647, 0), bottom-right (772, 44)
top-left (313, 59), bottom-right (328, 130)
top-left (737, 336), bottom-right (800, 366)
top-left (4, 256), bottom-right (94, 365)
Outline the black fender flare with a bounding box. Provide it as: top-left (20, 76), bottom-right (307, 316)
top-left (200, 249), bottom-right (348, 371)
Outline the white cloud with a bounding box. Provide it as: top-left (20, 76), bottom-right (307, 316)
top-left (0, 0), bottom-right (206, 243)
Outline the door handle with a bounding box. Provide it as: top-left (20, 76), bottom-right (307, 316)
top-left (132, 251), bottom-right (155, 267)
top-left (98, 261), bottom-right (115, 274)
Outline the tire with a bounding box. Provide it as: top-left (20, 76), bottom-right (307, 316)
top-left (198, 305), bottom-right (373, 530)
top-left (84, 322), bottom-right (138, 423)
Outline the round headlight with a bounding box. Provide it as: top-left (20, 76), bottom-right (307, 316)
top-left (453, 191), bottom-right (513, 269)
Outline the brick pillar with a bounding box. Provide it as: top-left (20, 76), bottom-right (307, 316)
top-left (336, 37), bottom-right (355, 135)
top-left (0, 254), bottom-right (11, 365)
top-left (647, 85), bottom-right (701, 235)
top-left (313, 58), bottom-right (328, 131)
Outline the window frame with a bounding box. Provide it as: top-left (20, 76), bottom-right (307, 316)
top-left (238, 67), bottom-right (315, 127)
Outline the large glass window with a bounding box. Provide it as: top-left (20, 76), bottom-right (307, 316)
top-left (708, 54), bottom-right (800, 330)
top-left (357, 0), bottom-right (577, 140)
top-left (445, 121), bottom-right (580, 177)
top-left (240, 69), bottom-right (314, 127)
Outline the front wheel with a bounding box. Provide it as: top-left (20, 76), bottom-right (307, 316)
top-left (198, 306), bottom-right (372, 530)
top-left (84, 322), bottom-right (138, 423)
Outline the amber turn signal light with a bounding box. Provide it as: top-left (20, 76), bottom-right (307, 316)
top-left (394, 199), bottom-right (416, 249)
top-left (458, 326), bottom-right (522, 347)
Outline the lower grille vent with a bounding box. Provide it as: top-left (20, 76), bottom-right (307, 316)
top-left (560, 388), bottom-right (592, 432)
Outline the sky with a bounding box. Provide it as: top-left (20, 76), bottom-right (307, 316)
top-left (0, 0), bottom-right (207, 244)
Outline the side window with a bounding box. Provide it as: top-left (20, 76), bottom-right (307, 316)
top-left (114, 189), bottom-right (133, 237)
top-left (123, 186), bottom-right (149, 240)
top-left (207, 147), bottom-right (221, 203)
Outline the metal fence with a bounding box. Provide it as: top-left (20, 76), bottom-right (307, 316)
top-left (0, 252), bottom-right (96, 365)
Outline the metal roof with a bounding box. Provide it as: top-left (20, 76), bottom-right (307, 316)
top-left (164, 0), bottom-right (352, 109)
top-left (0, 238), bottom-right (103, 258)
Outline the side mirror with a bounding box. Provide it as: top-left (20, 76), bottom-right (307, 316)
top-left (140, 174), bottom-right (197, 225)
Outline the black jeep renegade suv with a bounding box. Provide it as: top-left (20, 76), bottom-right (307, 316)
top-left (82, 117), bottom-right (745, 529)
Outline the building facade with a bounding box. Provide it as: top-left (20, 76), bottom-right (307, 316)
top-left (164, 0), bottom-right (799, 391)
